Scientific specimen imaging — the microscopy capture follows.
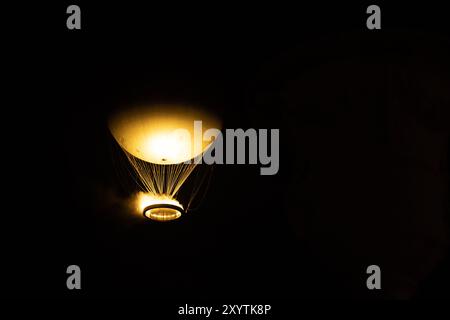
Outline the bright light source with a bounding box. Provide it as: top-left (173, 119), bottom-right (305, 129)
top-left (109, 105), bottom-right (221, 165)
top-left (109, 104), bottom-right (221, 221)
top-left (136, 192), bottom-right (184, 221)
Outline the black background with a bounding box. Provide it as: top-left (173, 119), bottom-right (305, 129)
top-left (4, 2), bottom-right (450, 302)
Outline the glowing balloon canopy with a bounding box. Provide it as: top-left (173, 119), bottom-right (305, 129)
top-left (109, 105), bottom-right (221, 165)
top-left (108, 104), bottom-right (221, 221)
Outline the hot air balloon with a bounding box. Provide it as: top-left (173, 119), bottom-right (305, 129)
top-left (108, 104), bottom-right (221, 221)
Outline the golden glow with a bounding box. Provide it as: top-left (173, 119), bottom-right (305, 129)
top-left (144, 208), bottom-right (182, 221)
top-left (108, 104), bottom-right (221, 165)
top-left (136, 193), bottom-right (184, 221)
top-left (110, 105), bottom-right (220, 221)
top-left (136, 192), bottom-right (184, 213)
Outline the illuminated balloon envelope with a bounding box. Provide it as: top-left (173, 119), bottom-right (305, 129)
top-left (108, 104), bottom-right (221, 221)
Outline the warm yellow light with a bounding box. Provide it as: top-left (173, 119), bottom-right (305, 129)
top-left (135, 192), bottom-right (184, 221)
top-left (108, 104), bottom-right (221, 164)
top-left (109, 104), bottom-right (220, 221)
top-left (136, 192), bottom-right (183, 212)
top-left (145, 207), bottom-right (182, 221)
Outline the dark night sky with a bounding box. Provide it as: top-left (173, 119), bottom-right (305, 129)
top-left (3, 3), bottom-right (450, 302)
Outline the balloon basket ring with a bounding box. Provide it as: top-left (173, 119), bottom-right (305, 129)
top-left (143, 203), bottom-right (184, 221)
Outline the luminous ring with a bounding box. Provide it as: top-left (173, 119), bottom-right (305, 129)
top-left (143, 203), bottom-right (184, 221)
